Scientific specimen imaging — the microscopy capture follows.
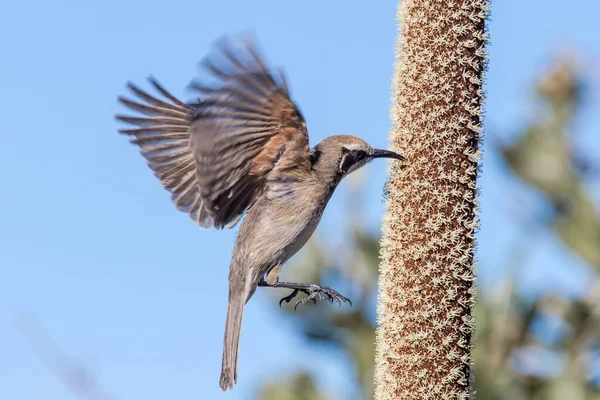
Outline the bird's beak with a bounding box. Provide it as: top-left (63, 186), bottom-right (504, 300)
top-left (372, 148), bottom-right (405, 161)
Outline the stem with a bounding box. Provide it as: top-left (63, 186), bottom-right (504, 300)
top-left (375, 0), bottom-right (489, 398)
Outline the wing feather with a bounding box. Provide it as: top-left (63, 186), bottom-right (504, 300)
top-left (116, 79), bottom-right (213, 228)
top-left (188, 35), bottom-right (310, 228)
top-left (116, 35), bottom-right (310, 229)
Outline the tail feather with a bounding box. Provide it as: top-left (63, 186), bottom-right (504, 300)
top-left (219, 289), bottom-right (246, 391)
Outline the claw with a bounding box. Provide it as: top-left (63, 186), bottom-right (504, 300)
top-left (279, 289), bottom-right (298, 307)
top-left (293, 295), bottom-right (318, 310)
top-left (269, 281), bottom-right (352, 309)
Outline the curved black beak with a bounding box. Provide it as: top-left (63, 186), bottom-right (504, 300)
top-left (372, 148), bottom-right (405, 161)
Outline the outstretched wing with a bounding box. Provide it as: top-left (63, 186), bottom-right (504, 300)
top-left (116, 78), bottom-right (214, 228)
top-left (116, 35), bottom-right (310, 229)
top-left (188, 36), bottom-right (310, 228)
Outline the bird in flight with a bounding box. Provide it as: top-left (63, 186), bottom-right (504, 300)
top-left (115, 34), bottom-right (405, 391)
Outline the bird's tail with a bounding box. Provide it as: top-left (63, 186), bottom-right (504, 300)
top-left (219, 286), bottom-right (246, 391)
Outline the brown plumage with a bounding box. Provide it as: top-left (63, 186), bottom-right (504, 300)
top-left (117, 36), bottom-right (309, 229)
top-left (115, 34), bottom-right (405, 391)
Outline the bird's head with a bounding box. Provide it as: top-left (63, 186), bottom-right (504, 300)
top-left (310, 135), bottom-right (405, 184)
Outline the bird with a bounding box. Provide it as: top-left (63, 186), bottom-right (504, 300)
top-left (115, 34), bottom-right (405, 391)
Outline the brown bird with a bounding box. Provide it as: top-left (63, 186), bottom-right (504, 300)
top-left (115, 34), bottom-right (405, 391)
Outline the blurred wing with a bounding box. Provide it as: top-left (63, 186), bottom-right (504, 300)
top-left (188, 36), bottom-right (310, 228)
top-left (116, 78), bottom-right (214, 228)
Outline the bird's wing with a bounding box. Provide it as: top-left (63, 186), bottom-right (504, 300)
top-left (116, 78), bottom-right (214, 228)
top-left (116, 35), bottom-right (310, 229)
top-left (187, 36), bottom-right (310, 228)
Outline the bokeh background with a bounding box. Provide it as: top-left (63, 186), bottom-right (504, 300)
top-left (1, 0), bottom-right (599, 399)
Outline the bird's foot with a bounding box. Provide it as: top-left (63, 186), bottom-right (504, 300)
top-left (259, 280), bottom-right (351, 310)
top-left (285, 285), bottom-right (352, 310)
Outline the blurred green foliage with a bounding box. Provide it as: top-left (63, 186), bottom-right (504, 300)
top-left (253, 55), bottom-right (600, 399)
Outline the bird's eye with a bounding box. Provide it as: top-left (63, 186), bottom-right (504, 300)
top-left (355, 150), bottom-right (367, 160)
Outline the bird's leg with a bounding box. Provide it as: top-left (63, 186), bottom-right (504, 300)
top-left (257, 280), bottom-right (352, 310)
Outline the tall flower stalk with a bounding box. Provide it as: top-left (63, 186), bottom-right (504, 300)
top-left (375, 0), bottom-right (489, 398)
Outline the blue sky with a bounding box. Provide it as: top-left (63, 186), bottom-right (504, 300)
top-left (1, 0), bottom-right (598, 399)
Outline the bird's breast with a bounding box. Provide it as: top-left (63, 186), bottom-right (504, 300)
top-left (279, 206), bottom-right (323, 261)
top-left (235, 185), bottom-right (330, 269)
